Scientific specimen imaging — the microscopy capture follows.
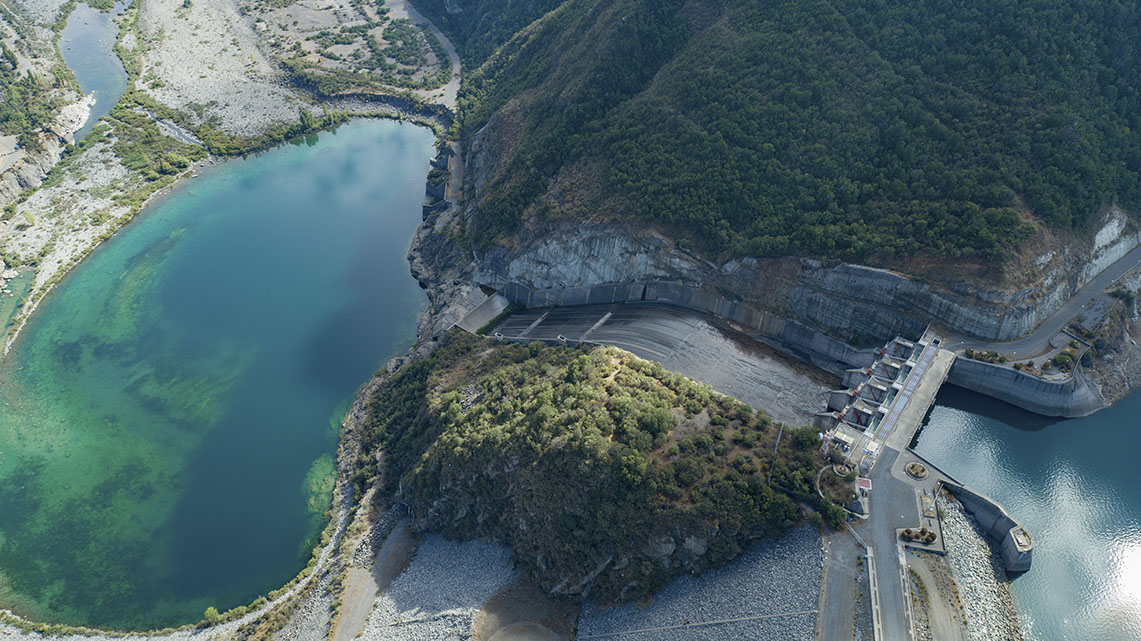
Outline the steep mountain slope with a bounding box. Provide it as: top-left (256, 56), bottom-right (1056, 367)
top-left (431, 0), bottom-right (1141, 265)
top-left (408, 0), bottom-right (565, 66)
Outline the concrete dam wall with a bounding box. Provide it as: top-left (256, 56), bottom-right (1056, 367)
top-left (947, 357), bottom-right (1105, 418)
top-left (942, 481), bottom-right (1034, 573)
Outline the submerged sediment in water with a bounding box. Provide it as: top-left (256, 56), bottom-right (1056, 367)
top-left (0, 120), bottom-right (433, 629)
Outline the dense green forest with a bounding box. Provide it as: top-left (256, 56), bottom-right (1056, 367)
top-left (357, 333), bottom-right (833, 600)
top-left (408, 0), bottom-right (564, 66)
top-left (421, 0), bottom-right (1141, 263)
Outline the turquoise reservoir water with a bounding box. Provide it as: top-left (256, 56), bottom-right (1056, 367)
top-left (0, 119), bottom-right (433, 629)
top-left (59, 1), bottom-right (128, 142)
top-left (914, 386), bottom-right (1141, 641)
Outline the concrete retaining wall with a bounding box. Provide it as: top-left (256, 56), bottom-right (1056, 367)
top-left (498, 280), bottom-right (880, 373)
top-left (943, 481), bottom-right (1033, 573)
top-left (498, 279), bottom-right (1108, 418)
top-left (947, 357), bottom-right (1105, 418)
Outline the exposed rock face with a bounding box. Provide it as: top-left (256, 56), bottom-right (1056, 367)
top-left (464, 217), bottom-right (1139, 345)
top-left (1085, 270), bottom-right (1141, 405)
top-left (0, 135), bottom-right (67, 208)
top-left (0, 94), bottom-right (93, 209)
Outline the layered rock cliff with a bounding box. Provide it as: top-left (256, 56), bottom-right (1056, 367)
top-left (416, 200), bottom-right (1137, 349)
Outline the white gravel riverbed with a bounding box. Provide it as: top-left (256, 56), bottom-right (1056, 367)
top-left (357, 536), bottom-right (516, 641)
top-left (937, 494), bottom-right (1023, 641)
top-left (577, 525), bottom-right (822, 641)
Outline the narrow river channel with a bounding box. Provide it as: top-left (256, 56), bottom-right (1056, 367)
top-left (0, 119), bottom-right (433, 629)
top-left (58, 1), bottom-right (129, 142)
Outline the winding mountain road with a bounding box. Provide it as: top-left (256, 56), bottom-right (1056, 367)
top-left (946, 242), bottom-right (1141, 357)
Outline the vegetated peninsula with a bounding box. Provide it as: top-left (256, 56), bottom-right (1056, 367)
top-left (355, 332), bottom-right (836, 601)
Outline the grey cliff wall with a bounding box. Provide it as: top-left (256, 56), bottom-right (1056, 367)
top-left (472, 219), bottom-right (1139, 344)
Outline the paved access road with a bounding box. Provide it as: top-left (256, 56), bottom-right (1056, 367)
top-left (818, 531), bottom-right (862, 641)
top-left (857, 447), bottom-right (917, 641)
top-left (948, 243), bottom-right (1141, 357)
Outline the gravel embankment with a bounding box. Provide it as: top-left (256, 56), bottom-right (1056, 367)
top-left (273, 569), bottom-right (334, 641)
top-left (577, 526), bottom-right (822, 641)
top-left (936, 495), bottom-right (1023, 641)
top-left (358, 536), bottom-right (516, 641)
top-left (351, 505), bottom-right (409, 568)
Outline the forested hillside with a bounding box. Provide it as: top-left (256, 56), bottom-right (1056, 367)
top-left (408, 0), bottom-right (564, 66)
top-left (423, 0), bottom-right (1141, 263)
top-left (357, 333), bottom-right (833, 600)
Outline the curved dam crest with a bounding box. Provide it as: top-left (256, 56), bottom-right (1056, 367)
top-left (0, 119), bottom-right (434, 629)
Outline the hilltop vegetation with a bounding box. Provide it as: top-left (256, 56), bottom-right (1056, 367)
top-left (421, 0), bottom-right (1140, 263)
top-left (357, 332), bottom-right (835, 601)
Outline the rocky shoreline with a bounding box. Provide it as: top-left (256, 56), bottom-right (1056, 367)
top-left (935, 494), bottom-right (1024, 641)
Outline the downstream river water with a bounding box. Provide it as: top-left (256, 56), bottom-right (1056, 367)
top-left (59, 1), bottom-right (129, 142)
top-left (914, 385), bottom-right (1141, 641)
top-left (0, 119), bottom-right (433, 629)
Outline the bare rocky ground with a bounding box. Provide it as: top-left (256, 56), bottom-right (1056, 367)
top-left (0, 0), bottom-right (91, 208)
top-left (935, 494), bottom-right (1023, 641)
top-left (1086, 268), bottom-right (1141, 403)
top-left (135, 0), bottom-right (309, 135)
top-left (356, 536), bottom-right (517, 641)
top-left (907, 551), bottom-right (967, 641)
top-left (242, 0), bottom-right (459, 109)
top-left (577, 526), bottom-right (822, 641)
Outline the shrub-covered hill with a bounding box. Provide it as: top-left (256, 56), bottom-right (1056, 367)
top-left (427, 0), bottom-right (1140, 263)
top-left (356, 332), bottom-right (834, 601)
